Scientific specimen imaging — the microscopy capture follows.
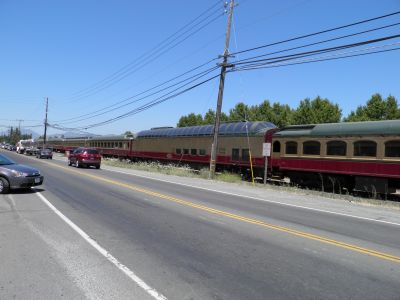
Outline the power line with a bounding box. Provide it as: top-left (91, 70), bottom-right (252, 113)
top-left (55, 65), bottom-right (220, 124)
top-left (50, 74), bottom-right (220, 131)
top-left (53, 59), bottom-right (220, 123)
top-left (230, 34), bottom-right (400, 68)
top-left (230, 10), bottom-right (400, 56)
top-left (231, 44), bottom-right (400, 72)
top-left (64, 12), bottom-right (224, 103)
top-left (66, 1), bottom-right (222, 98)
top-left (63, 2), bottom-right (224, 102)
top-left (231, 22), bottom-right (400, 65)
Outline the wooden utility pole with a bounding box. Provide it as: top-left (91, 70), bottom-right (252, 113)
top-left (16, 119), bottom-right (23, 133)
top-left (209, 0), bottom-right (235, 179)
top-left (43, 97), bottom-right (48, 147)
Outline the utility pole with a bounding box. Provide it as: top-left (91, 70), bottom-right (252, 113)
top-left (209, 0), bottom-right (235, 179)
top-left (43, 97), bottom-right (48, 148)
top-left (16, 119), bottom-right (23, 133)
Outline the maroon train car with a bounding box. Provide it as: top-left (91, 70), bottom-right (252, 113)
top-left (270, 120), bottom-right (400, 194)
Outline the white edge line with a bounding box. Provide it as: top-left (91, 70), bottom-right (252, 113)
top-left (35, 190), bottom-right (167, 300)
top-left (100, 166), bottom-right (400, 227)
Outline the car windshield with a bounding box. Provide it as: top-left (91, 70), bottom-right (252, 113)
top-left (0, 154), bottom-right (16, 165)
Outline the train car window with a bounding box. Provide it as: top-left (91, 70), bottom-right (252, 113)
top-left (385, 140), bottom-right (400, 157)
top-left (303, 141), bottom-right (320, 155)
top-left (285, 142), bottom-right (297, 155)
top-left (176, 149), bottom-right (182, 154)
top-left (232, 148), bottom-right (240, 160)
top-left (327, 141), bottom-right (346, 156)
top-left (183, 149), bottom-right (189, 155)
top-left (191, 149), bottom-right (197, 155)
top-left (199, 149), bottom-right (206, 156)
top-left (354, 141), bottom-right (377, 157)
top-left (273, 141), bottom-right (281, 153)
top-left (119, 142), bottom-right (123, 148)
top-left (242, 149), bottom-right (250, 161)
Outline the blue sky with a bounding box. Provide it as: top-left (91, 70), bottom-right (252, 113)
top-left (1, 0), bottom-right (399, 136)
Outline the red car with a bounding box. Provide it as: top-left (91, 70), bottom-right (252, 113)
top-left (68, 147), bottom-right (101, 169)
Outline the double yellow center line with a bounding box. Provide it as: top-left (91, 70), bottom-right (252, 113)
top-left (44, 160), bottom-right (400, 264)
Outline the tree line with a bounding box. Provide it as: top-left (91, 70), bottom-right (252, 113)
top-left (177, 93), bottom-right (400, 128)
top-left (0, 127), bottom-right (32, 145)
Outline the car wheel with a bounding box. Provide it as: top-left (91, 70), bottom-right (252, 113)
top-left (76, 160), bottom-right (80, 168)
top-left (0, 177), bottom-right (10, 194)
top-left (95, 165), bottom-right (100, 169)
top-left (68, 159), bottom-right (72, 166)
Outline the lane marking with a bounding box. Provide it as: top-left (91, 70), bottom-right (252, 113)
top-left (16, 152), bottom-right (400, 227)
top-left (100, 167), bottom-right (400, 227)
top-left (37, 161), bottom-right (400, 264)
top-left (35, 191), bottom-right (167, 300)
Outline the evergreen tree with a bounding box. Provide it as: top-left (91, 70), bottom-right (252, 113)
top-left (202, 109), bottom-right (228, 125)
top-left (250, 100), bottom-right (293, 127)
top-left (344, 94), bottom-right (400, 122)
top-left (228, 102), bottom-right (250, 121)
top-left (177, 113), bottom-right (203, 127)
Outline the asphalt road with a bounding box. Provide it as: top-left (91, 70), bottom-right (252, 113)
top-left (1, 150), bottom-right (399, 300)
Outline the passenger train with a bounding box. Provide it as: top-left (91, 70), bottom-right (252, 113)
top-left (43, 120), bottom-right (400, 195)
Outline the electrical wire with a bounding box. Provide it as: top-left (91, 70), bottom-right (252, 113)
top-left (54, 57), bottom-right (219, 122)
top-left (49, 9), bottom-right (400, 130)
top-left (231, 22), bottom-right (400, 65)
top-left (231, 34), bottom-right (400, 68)
top-left (230, 10), bottom-right (400, 56)
top-left (64, 13), bottom-right (223, 103)
top-left (63, 2), bottom-right (224, 102)
top-left (50, 74), bottom-right (220, 131)
top-left (55, 65), bottom-right (220, 124)
top-left (231, 43), bottom-right (400, 72)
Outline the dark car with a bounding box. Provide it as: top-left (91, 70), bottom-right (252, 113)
top-left (0, 154), bottom-right (44, 193)
top-left (36, 148), bottom-right (53, 159)
top-left (68, 147), bottom-right (101, 169)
